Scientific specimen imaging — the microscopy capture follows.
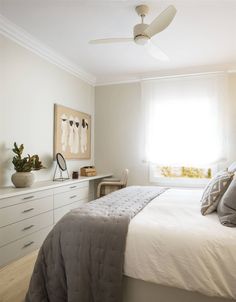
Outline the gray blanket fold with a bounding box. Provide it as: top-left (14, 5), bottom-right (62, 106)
top-left (25, 186), bottom-right (166, 302)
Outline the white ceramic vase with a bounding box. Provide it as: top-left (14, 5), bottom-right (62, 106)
top-left (11, 172), bottom-right (35, 188)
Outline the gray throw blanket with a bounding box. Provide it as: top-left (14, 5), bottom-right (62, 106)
top-left (25, 186), bottom-right (166, 302)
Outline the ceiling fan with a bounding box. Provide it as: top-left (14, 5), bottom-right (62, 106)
top-left (89, 4), bottom-right (177, 61)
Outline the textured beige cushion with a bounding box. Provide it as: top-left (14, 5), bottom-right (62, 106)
top-left (217, 177), bottom-right (236, 227)
top-left (201, 171), bottom-right (234, 215)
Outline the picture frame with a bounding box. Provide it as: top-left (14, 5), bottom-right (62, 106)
top-left (54, 104), bottom-right (91, 159)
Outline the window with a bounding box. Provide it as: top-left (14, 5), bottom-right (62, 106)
top-left (141, 74), bottom-right (228, 187)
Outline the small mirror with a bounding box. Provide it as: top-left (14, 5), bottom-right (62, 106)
top-left (53, 153), bottom-right (69, 181)
top-left (56, 153), bottom-right (67, 171)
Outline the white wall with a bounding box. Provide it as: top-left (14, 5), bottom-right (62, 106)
top-left (95, 75), bottom-right (236, 186)
top-left (0, 34), bottom-right (95, 186)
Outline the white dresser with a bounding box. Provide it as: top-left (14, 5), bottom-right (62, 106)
top-left (53, 181), bottom-right (89, 223)
top-left (0, 174), bottom-right (111, 267)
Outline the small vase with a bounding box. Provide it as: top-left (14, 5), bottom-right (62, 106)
top-left (11, 172), bottom-right (35, 188)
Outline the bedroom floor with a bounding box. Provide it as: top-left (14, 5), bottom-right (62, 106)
top-left (0, 249), bottom-right (235, 302)
top-left (0, 250), bottom-right (38, 302)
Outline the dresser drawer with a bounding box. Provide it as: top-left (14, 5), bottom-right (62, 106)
top-left (0, 189), bottom-right (53, 208)
top-left (53, 181), bottom-right (89, 194)
top-left (54, 199), bottom-right (87, 224)
top-left (0, 211), bottom-right (53, 247)
top-left (54, 186), bottom-right (89, 209)
top-left (0, 226), bottom-right (52, 267)
top-left (0, 195), bottom-right (53, 227)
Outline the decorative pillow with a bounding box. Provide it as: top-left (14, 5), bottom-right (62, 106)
top-left (228, 161), bottom-right (236, 173)
top-left (217, 178), bottom-right (236, 227)
top-left (201, 171), bottom-right (234, 215)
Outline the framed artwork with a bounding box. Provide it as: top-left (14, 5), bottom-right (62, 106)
top-left (54, 104), bottom-right (91, 159)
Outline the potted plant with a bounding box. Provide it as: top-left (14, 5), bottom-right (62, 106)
top-left (11, 142), bottom-right (44, 188)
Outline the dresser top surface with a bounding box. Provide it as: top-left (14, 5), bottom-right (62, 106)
top-left (0, 174), bottom-right (112, 200)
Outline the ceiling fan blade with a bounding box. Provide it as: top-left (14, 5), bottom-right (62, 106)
top-left (89, 38), bottom-right (133, 44)
top-left (145, 41), bottom-right (169, 61)
top-left (144, 5), bottom-right (177, 38)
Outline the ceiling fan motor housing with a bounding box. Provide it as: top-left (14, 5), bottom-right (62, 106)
top-left (133, 23), bottom-right (150, 45)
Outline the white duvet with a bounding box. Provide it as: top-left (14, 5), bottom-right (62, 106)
top-left (124, 188), bottom-right (236, 299)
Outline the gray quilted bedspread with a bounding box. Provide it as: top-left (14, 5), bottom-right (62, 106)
top-left (25, 186), bottom-right (166, 302)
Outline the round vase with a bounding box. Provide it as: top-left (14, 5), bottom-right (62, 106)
top-left (11, 172), bottom-right (35, 188)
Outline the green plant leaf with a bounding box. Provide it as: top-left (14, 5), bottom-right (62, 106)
top-left (11, 143), bottom-right (44, 172)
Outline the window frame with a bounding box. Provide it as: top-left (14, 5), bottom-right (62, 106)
top-left (149, 163), bottom-right (210, 188)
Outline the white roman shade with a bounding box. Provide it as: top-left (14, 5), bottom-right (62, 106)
top-left (141, 73), bottom-right (229, 168)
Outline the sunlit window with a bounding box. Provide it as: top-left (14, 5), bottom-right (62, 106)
top-left (141, 74), bottom-right (228, 186)
top-left (147, 97), bottom-right (221, 167)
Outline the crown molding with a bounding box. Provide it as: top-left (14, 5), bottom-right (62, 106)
top-left (95, 64), bottom-right (236, 87)
top-left (0, 14), bottom-right (96, 85)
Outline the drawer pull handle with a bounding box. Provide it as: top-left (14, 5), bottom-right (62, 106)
top-left (22, 241), bottom-right (34, 248)
top-left (70, 195), bottom-right (77, 199)
top-left (22, 208), bottom-right (34, 213)
top-left (70, 186), bottom-right (77, 189)
top-left (22, 224), bottom-right (34, 231)
top-left (23, 196), bottom-right (34, 200)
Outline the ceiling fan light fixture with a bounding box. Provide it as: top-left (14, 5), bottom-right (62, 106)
top-left (134, 35), bottom-right (150, 45)
top-left (133, 23), bottom-right (149, 45)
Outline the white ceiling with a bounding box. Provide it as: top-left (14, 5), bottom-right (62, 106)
top-left (0, 0), bottom-right (236, 85)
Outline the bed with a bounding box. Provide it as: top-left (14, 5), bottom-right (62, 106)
top-left (124, 188), bottom-right (236, 301)
top-left (25, 186), bottom-right (236, 302)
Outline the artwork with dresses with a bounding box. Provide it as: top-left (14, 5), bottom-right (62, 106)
top-left (54, 104), bottom-right (91, 159)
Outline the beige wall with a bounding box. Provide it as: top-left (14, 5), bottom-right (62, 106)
top-left (95, 82), bottom-right (150, 185)
top-left (95, 75), bottom-right (236, 186)
top-left (0, 34), bottom-right (95, 186)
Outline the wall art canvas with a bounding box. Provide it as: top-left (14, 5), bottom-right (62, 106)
top-left (54, 104), bottom-right (91, 159)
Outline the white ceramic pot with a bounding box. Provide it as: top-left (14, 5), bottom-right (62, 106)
top-left (11, 172), bottom-right (35, 188)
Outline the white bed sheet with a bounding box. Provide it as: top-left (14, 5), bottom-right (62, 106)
top-left (124, 188), bottom-right (236, 299)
